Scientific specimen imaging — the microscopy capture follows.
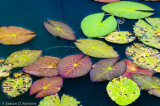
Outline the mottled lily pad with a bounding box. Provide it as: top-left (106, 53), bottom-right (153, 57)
top-left (30, 76), bottom-right (63, 98)
top-left (44, 19), bottom-right (76, 40)
top-left (75, 39), bottom-right (119, 58)
top-left (122, 59), bottom-right (154, 80)
top-left (81, 13), bottom-right (117, 37)
top-left (102, 1), bottom-right (154, 19)
top-left (0, 59), bottom-right (5, 63)
top-left (0, 64), bottom-right (12, 78)
top-left (2, 72), bottom-right (32, 98)
top-left (105, 31), bottom-right (136, 44)
top-left (57, 54), bottom-right (92, 78)
top-left (5, 50), bottom-right (42, 68)
top-left (107, 76), bottom-right (140, 105)
top-left (126, 43), bottom-right (160, 72)
top-left (90, 58), bottom-right (126, 82)
top-left (134, 18), bottom-right (160, 49)
top-left (23, 56), bottom-right (61, 77)
top-left (95, 0), bottom-right (120, 3)
top-left (133, 74), bottom-right (160, 97)
top-left (0, 26), bottom-right (36, 45)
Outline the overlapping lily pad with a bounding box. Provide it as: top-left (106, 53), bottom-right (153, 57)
top-left (0, 64), bottom-right (12, 78)
top-left (30, 76), bottom-right (63, 98)
top-left (44, 19), bottom-right (76, 40)
top-left (0, 26), bottom-right (36, 45)
top-left (105, 31), bottom-right (136, 44)
top-left (81, 13), bottom-right (117, 37)
top-left (5, 50), bottom-right (42, 68)
top-left (126, 43), bottom-right (160, 72)
top-left (90, 58), bottom-right (126, 82)
top-left (57, 54), bottom-right (92, 78)
top-left (95, 0), bottom-right (120, 3)
top-left (134, 18), bottom-right (160, 49)
top-left (75, 39), bottom-right (119, 58)
top-left (23, 56), bottom-right (61, 77)
top-left (102, 1), bottom-right (154, 19)
top-left (107, 76), bottom-right (140, 105)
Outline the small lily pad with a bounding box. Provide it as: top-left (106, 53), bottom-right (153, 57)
top-left (0, 64), bottom-right (12, 78)
top-left (95, 0), bottom-right (120, 3)
top-left (57, 54), bottom-right (92, 78)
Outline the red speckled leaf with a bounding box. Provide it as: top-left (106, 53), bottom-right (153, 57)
top-left (44, 19), bottom-right (76, 40)
top-left (30, 76), bottom-right (63, 98)
top-left (122, 59), bottom-right (154, 80)
top-left (57, 54), bottom-right (92, 78)
top-left (95, 0), bottom-right (120, 3)
top-left (23, 56), bottom-right (61, 77)
top-left (0, 26), bottom-right (36, 45)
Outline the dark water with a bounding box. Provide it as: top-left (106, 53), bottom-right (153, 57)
top-left (0, 0), bottom-right (160, 106)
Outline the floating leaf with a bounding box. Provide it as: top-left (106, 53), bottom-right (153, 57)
top-left (94, 0), bottom-right (120, 3)
top-left (23, 56), bottom-right (61, 77)
top-left (122, 59), bottom-right (154, 80)
top-left (57, 54), bottom-right (92, 78)
top-left (2, 72), bottom-right (32, 98)
top-left (0, 64), bottom-right (12, 78)
top-left (126, 43), bottom-right (160, 72)
top-left (5, 50), bottom-right (42, 68)
top-left (0, 26), bottom-right (36, 45)
top-left (133, 74), bottom-right (160, 97)
top-left (105, 31), bottom-right (136, 44)
top-left (102, 1), bottom-right (154, 19)
top-left (44, 19), bottom-right (76, 40)
top-left (134, 18), bottom-right (160, 49)
top-left (90, 58), bottom-right (126, 82)
top-left (0, 59), bottom-right (5, 63)
top-left (30, 76), bottom-right (63, 98)
top-left (61, 94), bottom-right (80, 106)
top-left (81, 13), bottom-right (117, 37)
top-left (75, 39), bottom-right (119, 58)
top-left (107, 77), bottom-right (140, 105)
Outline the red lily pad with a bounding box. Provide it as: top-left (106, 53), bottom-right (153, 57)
top-left (57, 54), bottom-right (92, 78)
top-left (122, 59), bottom-right (154, 80)
top-left (23, 56), bottom-right (61, 77)
top-left (95, 0), bottom-right (120, 3)
top-left (30, 76), bottom-right (63, 98)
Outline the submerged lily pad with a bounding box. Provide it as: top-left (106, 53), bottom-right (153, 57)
top-left (23, 56), bottom-right (61, 77)
top-left (57, 54), bottom-right (92, 78)
top-left (5, 50), bottom-right (42, 68)
top-left (90, 58), bottom-right (126, 82)
top-left (134, 18), bottom-right (160, 49)
top-left (75, 39), bottom-right (119, 58)
top-left (2, 72), bottom-right (32, 98)
top-left (0, 26), bottom-right (36, 45)
top-left (126, 43), bottom-right (160, 72)
top-left (95, 0), bottom-right (120, 3)
top-left (0, 64), bottom-right (12, 78)
top-left (44, 19), bottom-right (76, 40)
top-left (105, 31), bottom-right (136, 44)
top-left (30, 76), bottom-right (63, 98)
top-left (81, 13), bottom-right (117, 37)
top-left (107, 76), bottom-right (140, 105)
top-left (133, 74), bottom-right (160, 97)
top-left (102, 1), bottom-right (154, 19)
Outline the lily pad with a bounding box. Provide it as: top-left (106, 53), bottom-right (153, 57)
top-left (2, 72), bottom-right (32, 98)
top-left (126, 43), bottom-right (160, 72)
top-left (5, 50), bottom-right (42, 68)
top-left (95, 0), bottom-right (120, 3)
top-left (23, 56), bottom-right (61, 77)
top-left (81, 13), bottom-right (117, 37)
top-left (133, 74), bottom-right (160, 97)
top-left (107, 76), bottom-right (140, 105)
top-left (0, 64), bottom-right (12, 78)
top-left (105, 31), bottom-right (136, 44)
top-left (75, 39), bottom-right (119, 58)
top-left (44, 19), bottom-right (76, 40)
top-left (90, 58), bottom-right (126, 82)
top-left (134, 18), bottom-right (160, 49)
top-left (0, 26), bottom-right (36, 45)
top-left (57, 54), bottom-right (92, 78)
top-left (102, 1), bottom-right (154, 19)
top-left (30, 76), bottom-right (63, 98)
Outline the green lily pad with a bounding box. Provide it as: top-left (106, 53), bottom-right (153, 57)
top-left (105, 31), bottom-right (136, 44)
top-left (126, 43), bottom-right (160, 72)
top-left (107, 76), bottom-right (140, 105)
top-left (0, 64), bottom-right (12, 78)
top-left (75, 39), bottom-right (119, 58)
top-left (102, 1), bottom-right (154, 19)
top-left (134, 18), bottom-right (160, 49)
top-left (81, 13), bottom-right (117, 37)
top-left (5, 50), bottom-right (42, 68)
